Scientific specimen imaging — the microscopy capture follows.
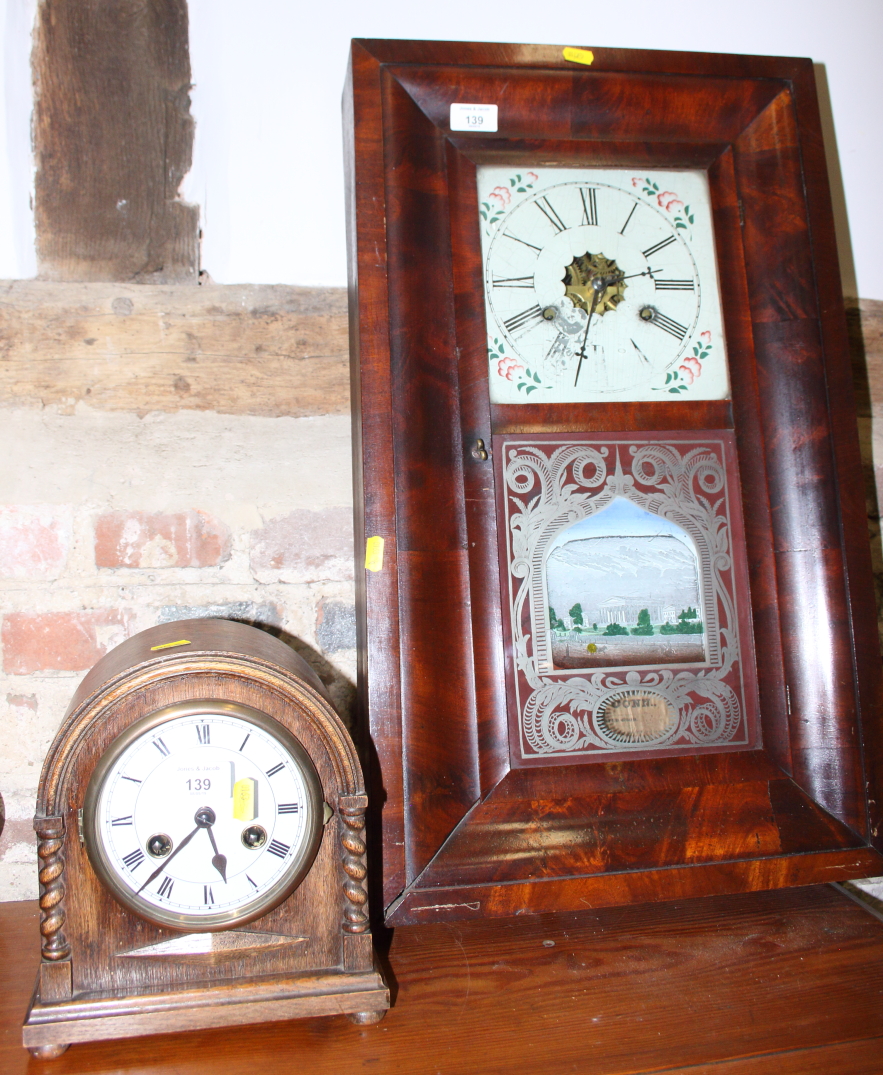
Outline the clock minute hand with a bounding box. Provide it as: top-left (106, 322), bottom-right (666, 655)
top-left (136, 823), bottom-right (200, 894)
top-left (573, 277), bottom-right (604, 388)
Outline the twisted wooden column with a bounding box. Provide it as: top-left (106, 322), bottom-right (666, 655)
top-left (338, 795), bottom-right (370, 933)
top-left (34, 816), bottom-right (71, 961)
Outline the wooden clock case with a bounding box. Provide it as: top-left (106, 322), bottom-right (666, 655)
top-left (22, 619), bottom-right (388, 1058)
top-left (344, 40), bottom-right (883, 925)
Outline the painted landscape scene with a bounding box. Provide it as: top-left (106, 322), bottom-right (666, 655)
top-left (546, 498), bottom-right (707, 670)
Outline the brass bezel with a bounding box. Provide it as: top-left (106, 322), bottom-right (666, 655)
top-left (82, 699), bottom-right (325, 932)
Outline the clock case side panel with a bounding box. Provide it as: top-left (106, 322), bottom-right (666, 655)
top-left (731, 77), bottom-right (883, 841)
top-left (379, 64), bottom-right (485, 886)
top-left (781, 62), bottom-right (883, 850)
top-left (347, 42), bottom-right (883, 923)
top-left (345, 44), bottom-right (408, 914)
top-left (33, 650), bottom-right (376, 998)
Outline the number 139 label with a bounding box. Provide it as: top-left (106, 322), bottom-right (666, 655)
top-left (450, 103), bottom-right (498, 132)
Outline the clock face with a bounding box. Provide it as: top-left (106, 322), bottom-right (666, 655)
top-left (82, 701), bottom-right (324, 931)
top-left (479, 167), bottom-right (730, 403)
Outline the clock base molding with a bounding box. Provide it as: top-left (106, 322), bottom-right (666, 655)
top-left (386, 847), bottom-right (883, 926)
top-left (23, 965), bottom-right (389, 1056)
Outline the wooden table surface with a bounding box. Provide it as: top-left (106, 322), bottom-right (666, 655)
top-left (2, 884), bottom-right (883, 1074)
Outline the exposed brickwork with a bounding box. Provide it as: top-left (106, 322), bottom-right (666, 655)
top-left (2, 610), bottom-right (134, 674)
top-left (95, 510), bottom-right (231, 568)
top-left (0, 288), bottom-right (361, 904)
top-left (250, 507), bottom-right (353, 583)
top-left (0, 505), bottom-right (71, 579)
top-left (6, 693), bottom-right (37, 712)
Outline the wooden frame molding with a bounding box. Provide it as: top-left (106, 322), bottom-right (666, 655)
top-left (345, 40), bottom-right (883, 925)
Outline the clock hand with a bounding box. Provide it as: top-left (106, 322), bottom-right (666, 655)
top-left (205, 823), bottom-right (228, 882)
top-left (573, 284), bottom-right (601, 387)
top-left (630, 338), bottom-right (652, 366)
top-left (623, 266), bottom-right (660, 281)
top-left (572, 273), bottom-right (615, 387)
top-left (136, 822), bottom-right (200, 894)
top-left (135, 806), bottom-right (218, 895)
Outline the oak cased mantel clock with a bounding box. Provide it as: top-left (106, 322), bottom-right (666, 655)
top-left (22, 619), bottom-right (388, 1059)
top-left (344, 40), bottom-right (883, 925)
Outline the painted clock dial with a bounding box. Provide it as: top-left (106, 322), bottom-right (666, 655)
top-left (82, 700), bottom-right (324, 931)
top-left (479, 167), bottom-right (730, 403)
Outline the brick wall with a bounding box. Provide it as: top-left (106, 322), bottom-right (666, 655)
top-left (0, 281), bottom-right (354, 900)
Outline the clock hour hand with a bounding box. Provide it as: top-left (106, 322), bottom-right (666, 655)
top-left (204, 822), bottom-right (228, 882)
top-left (630, 338), bottom-right (652, 366)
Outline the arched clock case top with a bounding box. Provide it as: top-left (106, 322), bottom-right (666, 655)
top-left (22, 618), bottom-right (388, 1059)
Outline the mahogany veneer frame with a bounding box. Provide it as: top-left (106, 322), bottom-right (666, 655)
top-left (344, 39), bottom-right (883, 925)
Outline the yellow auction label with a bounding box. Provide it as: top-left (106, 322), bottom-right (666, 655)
top-left (562, 47), bottom-right (595, 66)
top-left (149, 639), bottom-right (191, 651)
top-left (365, 535), bottom-right (385, 572)
top-left (233, 777), bottom-right (257, 821)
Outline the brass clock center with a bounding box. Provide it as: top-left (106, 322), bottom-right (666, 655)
top-left (563, 252), bottom-right (627, 317)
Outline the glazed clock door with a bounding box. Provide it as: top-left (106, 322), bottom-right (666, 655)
top-left (480, 167), bottom-right (729, 402)
top-left (345, 39), bottom-right (883, 926)
top-left (83, 701), bottom-right (323, 930)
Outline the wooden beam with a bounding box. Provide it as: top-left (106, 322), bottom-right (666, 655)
top-left (32, 0), bottom-right (198, 282)
top-left (0, 282), bottom-right (349, 416)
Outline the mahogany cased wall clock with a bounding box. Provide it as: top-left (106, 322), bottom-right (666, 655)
top-left (344, 40), bottom-right (883, 925)
top-left (22, 619), bottom-right (387, 1059)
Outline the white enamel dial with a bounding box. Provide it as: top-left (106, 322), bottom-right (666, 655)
top-left (479, 167), bottom-right (729, 403)
top-left (83, 701), bottom-right (324, 930)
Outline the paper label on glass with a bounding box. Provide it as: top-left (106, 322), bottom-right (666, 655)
top-left (478, 167), bottom-right (730, 403)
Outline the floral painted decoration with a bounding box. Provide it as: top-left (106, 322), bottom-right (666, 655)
top-left (632, 177), bottom-right (694, 238)
top-left (656, 330), bottom-right (713, 394)
top-left (480, 172), bottom-right (538, 232)
top-left (489, 336), bottom-right (549, 395)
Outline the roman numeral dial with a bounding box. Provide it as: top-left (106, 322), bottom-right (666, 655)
top-left (480, 168), bottom-right (723, 402)
top-left (84, 704), bottom-right (324, 930)
top-left (504, 305), bottom-right (546, 336)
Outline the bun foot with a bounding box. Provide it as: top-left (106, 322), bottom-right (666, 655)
top-left (347, 1009), bottom-right (387, 1025)
top-left (28, 1042), bottom-right (70, 1059)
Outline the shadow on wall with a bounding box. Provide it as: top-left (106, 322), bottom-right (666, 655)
top-left (813, 64), bottom-right (858, 301)
top-left (155, 607), bottom-right (358, 728)
top-left (847, 300), bottom-right (883, 650)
